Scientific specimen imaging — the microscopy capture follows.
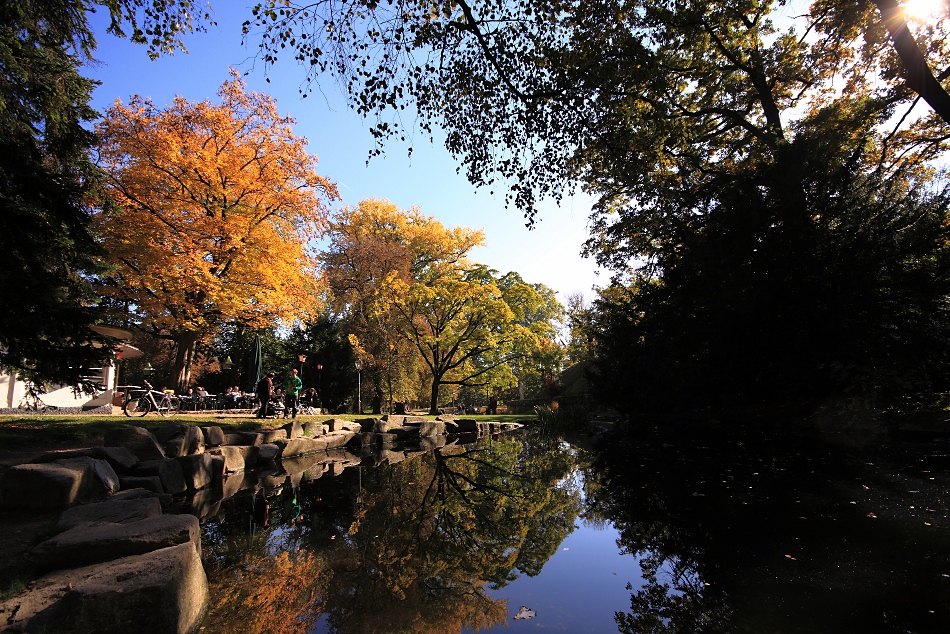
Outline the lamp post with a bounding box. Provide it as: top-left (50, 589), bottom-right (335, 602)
top-left (298, 353), bottom-right (307, 378)
top-left (354, 359), bottom-right (363, 414)
top-left (316, 363), bottom-right (323, 411)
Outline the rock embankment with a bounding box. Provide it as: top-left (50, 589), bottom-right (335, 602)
top-left (0, 416), bottom-right (521, 632)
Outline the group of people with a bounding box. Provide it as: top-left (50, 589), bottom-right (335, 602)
top-left (255, 368), bottom-right (320, 419)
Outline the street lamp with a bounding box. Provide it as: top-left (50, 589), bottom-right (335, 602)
top-left (354, 359), bottom-right (363, 414)
top-left (316, 363), bottom-right (323, 411)
top-left (221, 356), bottom-right (233, 370)
top-left (298, 353), bottom-right (307, 378)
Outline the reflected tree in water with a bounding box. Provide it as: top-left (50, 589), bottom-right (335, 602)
top-left (322, 435), bottom-right (581, 633)
top-left (200, 431), bottom-right (582, 633)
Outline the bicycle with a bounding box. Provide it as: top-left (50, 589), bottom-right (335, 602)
top-left (17, 381), bottom-right (58, 412)
top-left (122, 379), bottom-right (180, 417)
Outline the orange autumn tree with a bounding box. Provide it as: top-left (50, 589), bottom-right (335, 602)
top-left (95, 72), bottom-right (338, 390)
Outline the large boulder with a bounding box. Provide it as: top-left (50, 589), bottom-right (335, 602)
top-left (176, 453), bottom-right (216, 491)
top-left (57, 456), bottom-right (120, 496)
top-left (32, 447), bottom-right (140, 475)
top-left (261, 428), bottom-right (288, 443)
top-left (282, 420), bottom-right (304, 439)
top-left (0, 542), bottom-right (207, 634)
top-left (0, 458), bottom-right (117, 510)
top-left (31, 513), bottom-right (201, 573)
top-left (302, 421), bottom-right (328, 437)
top-left (327, 418), bottom-right (361, 433)
top-left (103, 426), bottom-right (166, 461)
top-left (130, 459), bottom-right (186, 495)
top-left (418, 420), bottom-right (446, 437)
top-left (201, 426), bottom-right (225, 447)
top-left (56, 496), bottom-right (163, 532)
top-left (206, 445), bottom-right (251, 473)
top-left (162, 426), bottom-right (205, 458)
top-left (119, 475), bottom-right (164, 494)
top-left (454, 419), bottom-right (479, 432)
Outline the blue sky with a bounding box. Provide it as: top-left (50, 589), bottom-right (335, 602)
top-left (83, 8), bottom-right (605, 301)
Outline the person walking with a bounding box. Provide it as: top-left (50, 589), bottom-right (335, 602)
top-left (256, 372), bottom-right (274, 418)
top-left (283, 368), bottom-right (303, 419)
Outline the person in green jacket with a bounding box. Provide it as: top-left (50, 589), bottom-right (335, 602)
top-left (283, 368), bottom-right (303, 419)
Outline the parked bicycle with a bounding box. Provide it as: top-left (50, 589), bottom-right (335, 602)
top-left (18, 381), bottom-right (58, 412)
top-left (122, 380), bottom-right (180, 417)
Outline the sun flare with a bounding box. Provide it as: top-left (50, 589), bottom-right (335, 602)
top-left (903, 0), bottom-right (949, 21)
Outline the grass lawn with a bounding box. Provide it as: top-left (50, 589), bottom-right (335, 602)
top-left (0, 412), bottom-right (537, 449)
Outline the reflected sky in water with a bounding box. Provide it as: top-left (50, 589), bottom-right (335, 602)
top-left (477, 515), bottom-right (645, 633)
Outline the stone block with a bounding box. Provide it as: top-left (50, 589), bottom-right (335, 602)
top-left (282, 420), bottom-right (304, 439)
top-left (257, 443), bottom-right (279, 464)
top-left (33, 447), bottom-right (140, 474)
top-left (327, 418), bottom-right (361, 433)
top-left (222, 433), bottom-right (244, 445)
top-left (325, 430), bottom-right (357, 448)
top-left (442, 420), bottom-right (460, 433)
top-left (355, 417), bottom-right (379, 432)
top-left (276, 436), bottom-right (331, 458)
top-left (455, 419), bottom-right (479, 432)
top-left (261, 428), bottom-right (288, 443)
top-left (120, 475), bottom-right (164, 495)
top-left (375, 433), bottom-right (397, 445)
top-left (32, 513), bottom-right (201, 573)
top-left (57, 456), bottom-right (120, 496)
top-left (1, 462), bottom-right (100, 510)
top-left (373, 419), bottom-right (393, 433)
top-left (239, 431), bottom-right (264, 446)
top-left (0, 542), bottom-right (207, 634)
top-left (388, 425), bottom-right (419, 440)
top-left (302, 421), bottom-right (328, 437)
top-left (131, 459), bottom-right (186, 495)
top-left (56, 496), bottom-right (163, 533)
top-left (104, 426), bottom-right (166, 461)
top-left (201, 426), bottom-right (225, 446)
top-left (419, 420), bottom-right (446, 437)
top-left (382, 414), bottom-right (406, 424)
top-left (208, 454), bottom-right (225, 486)
top-left (162, 426), bottom-right (205, 458)
top-left (207, 446), bottom-right (247, 473)
top-left (176, 453), bottom-right (216, 491)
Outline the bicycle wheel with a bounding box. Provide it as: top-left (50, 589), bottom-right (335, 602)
top-left (158, 395), bottom-right (180, 417)
top-left (125, 395), bottom-right (151, 417)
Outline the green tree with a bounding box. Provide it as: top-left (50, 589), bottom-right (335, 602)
top-left (247, 0), bottom-right (950, 409)
top-left (0, 0), bottom-right (217, 387)
top-left (0, 0), bottom-right (111, 386)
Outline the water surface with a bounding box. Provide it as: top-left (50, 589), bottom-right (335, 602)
top-left (198, 423), bottom-right (950, 633)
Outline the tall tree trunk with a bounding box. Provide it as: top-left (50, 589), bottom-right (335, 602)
top-left (172, 331), bottom-right (199, 393)
top-left (429, 378), bottom-right (441, 415)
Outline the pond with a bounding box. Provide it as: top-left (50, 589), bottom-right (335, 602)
top-left (197, 423), bottom-right (950, 633)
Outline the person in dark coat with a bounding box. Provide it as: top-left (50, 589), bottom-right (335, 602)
top-left (256, 372), bottom-right (275, 418)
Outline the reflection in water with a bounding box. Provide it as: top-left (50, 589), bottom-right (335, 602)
top-left (588, 422), bottom-right (950, 633)
top-left (200, 430), bottom-right (581, 633)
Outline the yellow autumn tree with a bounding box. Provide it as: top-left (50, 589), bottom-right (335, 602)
top-left (322, 199), bottom-right (483, 411)
top-left (322, 199), bottom-right (544, 414)
top-left (94, 71), bottom-right (338, 389)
